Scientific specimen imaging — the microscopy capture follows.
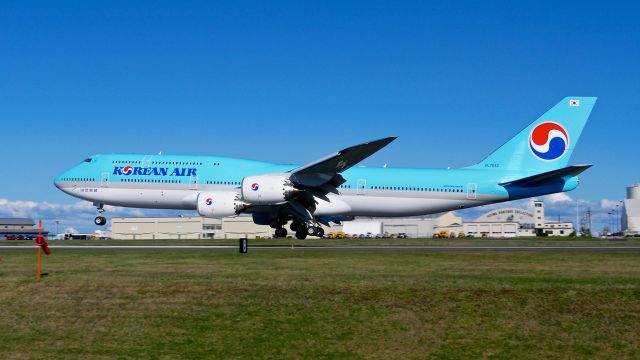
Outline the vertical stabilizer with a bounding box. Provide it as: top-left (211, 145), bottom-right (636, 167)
top-left (469, 97), bottom-right (596, 173)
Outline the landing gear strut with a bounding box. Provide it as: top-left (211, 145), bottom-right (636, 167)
top-left (94, 203), bottom-right (107, 226)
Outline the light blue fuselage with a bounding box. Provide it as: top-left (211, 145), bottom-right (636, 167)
top-left (54, 153), bottom-right (578, 218)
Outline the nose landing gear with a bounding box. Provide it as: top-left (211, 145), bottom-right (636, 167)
top-left (94, 203), bottom-right (107, 226)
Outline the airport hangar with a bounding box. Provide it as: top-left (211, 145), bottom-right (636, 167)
top-left (110, 200), bottom-right (573, 239)
top-left (433, 201), bottom-right (574, 237)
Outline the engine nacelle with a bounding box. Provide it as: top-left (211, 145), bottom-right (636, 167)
top-left (197, 191), bottom-right (245, 218)
top-left (241, 174), bottom-right (298, 205)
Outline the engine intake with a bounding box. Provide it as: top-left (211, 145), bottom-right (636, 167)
top-left (197, 191), bottom-right (246, 218)
top-left (241, 174), bottom-right (298, 205)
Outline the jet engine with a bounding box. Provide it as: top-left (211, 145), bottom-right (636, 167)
top-left (241, 174), bottom-right (298, 205)
top-left (197, 191), bottom-right (246, 218)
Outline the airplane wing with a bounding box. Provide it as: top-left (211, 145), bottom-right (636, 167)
top-left (288, 136), bottom-right (397, 187)
top-left (499, 164), bottom-right (592, 188)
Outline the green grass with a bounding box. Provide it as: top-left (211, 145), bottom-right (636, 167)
top-left (2, 236), bottom-right (640, 247)
top-left (1, 249), bottom-right (639, 359)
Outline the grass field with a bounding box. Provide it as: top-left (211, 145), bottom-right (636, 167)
top-left (1, 248), bottom-right (639, 359)
top-left (2, 236), bottom-right (640, 247)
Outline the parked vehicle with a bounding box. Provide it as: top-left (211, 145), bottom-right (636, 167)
top-left (327, 231), bottom-right (345, 239)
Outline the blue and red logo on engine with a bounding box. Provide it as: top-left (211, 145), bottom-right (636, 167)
top-left (122, 165), bottom-right (134, 175)
top-left (205, 198), bottom-right (213, 205)
top-left (251, 183), bottom-right (259, 191)
top-left (529, 122), bottom-right (569, 161)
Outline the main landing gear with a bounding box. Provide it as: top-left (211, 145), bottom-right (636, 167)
top-left (274, 227), bottom-right (288, 238)
top-left (291, 221), bottom-right (324, 240)
top-left (94, 203), bottom-right (107, 226)
top-left (272, 219), bottom-right (325, 240)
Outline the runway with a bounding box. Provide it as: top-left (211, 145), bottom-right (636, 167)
top-left (2, 245), bottom-right (640, 252)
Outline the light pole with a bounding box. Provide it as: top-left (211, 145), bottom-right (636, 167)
top-left (619, 200), bottom-right (624, 235)
top-left (576, 200), bottom-right (580, 236)
top-left (615, 204), bottom-right (620, 235)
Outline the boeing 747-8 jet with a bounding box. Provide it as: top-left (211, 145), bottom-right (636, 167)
top-left (55, 97), bottom-right (596, 239)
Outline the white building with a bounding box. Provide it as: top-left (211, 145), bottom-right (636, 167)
top-left (434, 201), bottom-right (574, 237)
top-left (623, 184), bottom-right (640, 236)
top-left (335, 217), bottom-right (435, 238)
top-left (111, 216), bottom-right (329, 240)
top-left (111, 200), bottom-right (574, 240)
top-left (112, 216), bottom-right (221, 240)
top-left (111, 215), bottom-right (436, 239)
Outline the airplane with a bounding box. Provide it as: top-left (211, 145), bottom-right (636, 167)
top-left (54, 97), bottom-right (596, 239)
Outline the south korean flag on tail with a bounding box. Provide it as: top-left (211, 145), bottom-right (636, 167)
top-left (569, 99), bottom-right (580, 107)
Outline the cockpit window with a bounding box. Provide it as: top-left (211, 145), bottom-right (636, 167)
top-left (84, 158), bottom-right (92, 163)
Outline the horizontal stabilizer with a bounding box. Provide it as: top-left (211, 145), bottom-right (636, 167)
top-left (499, 164), bottom-right (592, 187)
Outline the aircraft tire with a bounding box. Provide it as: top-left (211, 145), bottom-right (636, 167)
top-left (275, 228), bottom-right (287, 238)
top-left (295, 228), bottom-right (307, 239)
top-left (306, 226), bottom-right (317, 236)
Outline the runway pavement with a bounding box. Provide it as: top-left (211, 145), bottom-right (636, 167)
top-left (2, 245), bottom-right (640, 252)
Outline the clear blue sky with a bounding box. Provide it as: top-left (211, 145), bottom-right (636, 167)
top-left (1, 1), bottom-right (638, 232)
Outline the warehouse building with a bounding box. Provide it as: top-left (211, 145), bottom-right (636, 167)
top-left (0, 218), bottom-right (49, 239)
top-left (434, 201), bottom-right (574, 237)
top-left (112, 216), bottom-right (221, 240)
top-left (111, 215), bottom-right (435, 239)
top-left (336, 216), bottom-right (437, 238)
top-left (111, 200), bottom-right (571, 239)
top-left (623, 184), bottom-right (640, 236)
top-left (111, 216), bottom-right (331, 240)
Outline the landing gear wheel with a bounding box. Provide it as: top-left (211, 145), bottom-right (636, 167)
top-left (316, 227), bottom-right (325, 238)
top-left (295, 228), bottom-right (307, 240)
top-left (307, 226), bottom-right (317, 236)
top-left (290, 222), bottom-right (300, 232)
top-left (94, 216), bottom-right (107, 226)
top-left (275, 227), bottom-right (287, 238)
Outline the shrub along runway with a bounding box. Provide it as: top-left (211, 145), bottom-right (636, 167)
top-left (1, 241), bottom-right (639, 359)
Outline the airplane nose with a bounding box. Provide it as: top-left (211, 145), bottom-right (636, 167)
top-left (53, 171), bottom-right (70, 191)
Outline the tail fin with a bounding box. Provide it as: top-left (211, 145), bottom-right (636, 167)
top-left (469, 97), bottom-right (597, 173)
